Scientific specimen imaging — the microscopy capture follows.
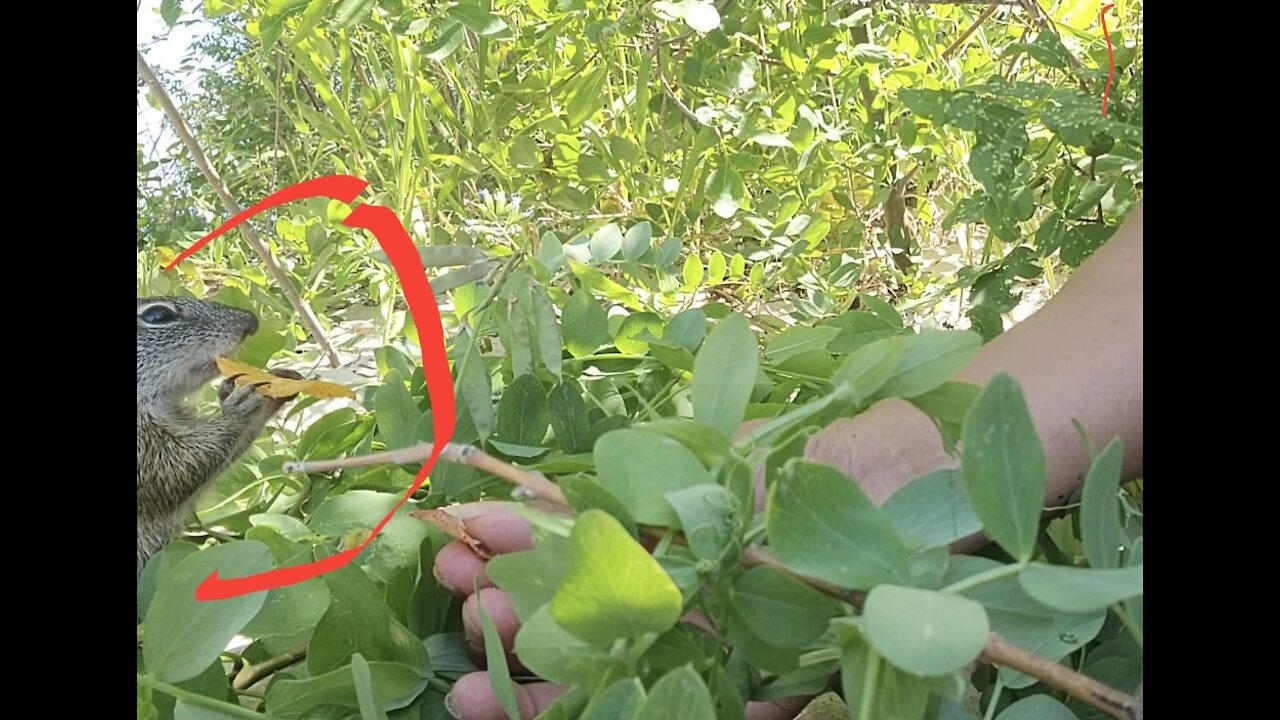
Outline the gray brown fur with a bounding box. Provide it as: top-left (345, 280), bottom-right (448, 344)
top-left (136, 297), bottom-right (299, 579)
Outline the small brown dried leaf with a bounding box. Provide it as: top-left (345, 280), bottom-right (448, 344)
top-left (216, 357), bottom-right (356, 400)
top-left (409, 508), bottom-right (493, 560)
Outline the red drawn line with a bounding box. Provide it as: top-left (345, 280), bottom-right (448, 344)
top-left (164, 175), bottom-right (370, 271)
top-left (1101, 3), bottom-right (1116, 118)
top-left (163, 175), bottom-right (457, 601)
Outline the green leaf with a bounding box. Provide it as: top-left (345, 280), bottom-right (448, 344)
top-left (594, 429), bottom-right (712, 526)
top-left (666, 308), bottom-right (707, 352)
top-left (548, 380), bottom-right (593, 454)
top-left (831, 335), bottom-right (906, 405)
top-left (562, 291), bottom-right (609, 358)
top-left (307, 491), bottom-right (430, 583)
top-left (514, 605), bottom-right (621, 686)
top-left (581, 678), bottom-right (646, 720)
top-left (765, 326), bottom-right (839, 364)
top-left (852, 43), bottom-right (894, 64)
top-left (882, 469), bottom-right (983, 549)
top-left (730, 566), bottom-right (835, 648)
top-left (530, 285), bottom-right (563, 377)
top-left (561, 476), bottom-right (638, 537)
top-left (961, 373), bottom-right (1046, 562)
top-left (615, 312), bottom-right (665, 355)
top-left (874, 331), bottom-right (982, 400)
top-left (590, 223), bottom-right (624, 261)
top-left (664, 484), bottom-right (738, 562)
top-left (423, 23), bottom-right (465, 61)
top-left (692, 313), bottom-right (758, 436)
top-left (550, 510), bottom-right (684, 644)
top-left (566, 67), bottom-right (609, 127)
top-left (943, 556), bottom-right (1105, 689)
top-left (682, 254), bottom-right (705, 288)
top-left (478, 598), bottom-right (521, 720)
top-left (494, 374), bottom-right (549, 447)
top-left (622, 221), bottom-right (653, 261)
top-left (240, 527), bottom-right (332, 638)
top-left (143, 542), bottom-right (272, 683)
top-left (160, 0), bottom-right (181, 26)
top-left (638, 665), bottom-right (716, 720)
top-left (375, 369), bottom-right (422, 450)
top-left (351, 654), bottom-right (391, 720)
top-left (445, 3), bottom-right (512, 37)
top-left (265, 661), bottom-right (427, 718)
top-left (707, 250), bottom-right (727, 285)
top-left (455, 329), bottom-right (495, 441)
top-left (863, 585), bottom-right (989, 676)
top-left (334, 0), bottom-right (377, 28)
top-left (1081, 438), bottom-right (1125, 569)
top-left (486, 535), bottom-right (572, 622)
top-left (839, 630), bottom-right (932, 720)
top-left (705, 166), bottom-right (747, 219)
top-left (995, 695), bottom-right (1078, 720)
top-left (767, 459), bottom-right (911, 589)
top-left (307, 563), bottom-right (429, 675)
top-left (1019, 563), bottom-right (1143, 613)
top-left (633, 419), bottom-right (731, 466)
top-left (907, 381), bottom-right (982, 454)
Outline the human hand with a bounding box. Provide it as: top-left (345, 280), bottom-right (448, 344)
top-left (431, 501), bottom-right (812, 720)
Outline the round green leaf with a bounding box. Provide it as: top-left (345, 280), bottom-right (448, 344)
top-left (550, 510), bottom-right (684, 644)
top-left (590, 223), bottom-right (623, 261)
top-left (615, 312), bottom-right (665, 355)
top-left (767, 460), bottom-right (911, 589)
top-left (622, 222), bottom-right (653, 261)
top-left (495, 374), bottom-right (550, 447)
top-left (705, 166), bottom-right (746, 219)
top-left (863, 585), bottom-right (989, 676)
top-left (562, 291), bottom-right (609, 358)
top-left (594, 428), bottom-right (712, 526)
top-left (143, 541), bottom-right (272, 683)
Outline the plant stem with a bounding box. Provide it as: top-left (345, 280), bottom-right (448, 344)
top-left (137, 674), bottom-right (272, 719)
top-left (1110, 602), bottom-right (1144, 650)
top-left (857, 652), bottom-right (881, 720)
top-left (983, 675), bottom-right (1004, 720)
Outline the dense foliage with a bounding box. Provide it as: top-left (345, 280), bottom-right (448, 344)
top-left (136, 1), bottom-right (1143, 719)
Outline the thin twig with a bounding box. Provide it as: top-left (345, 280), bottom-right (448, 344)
top-left (136, 50), bottom-right (343, 368)
top-left (232, 646), bottom-right (308, 691)
top-left (285, 444), bottom-right (1141, 719)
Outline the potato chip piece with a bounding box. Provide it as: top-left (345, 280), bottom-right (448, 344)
top-left (215, 357), bottom-right (357, 401)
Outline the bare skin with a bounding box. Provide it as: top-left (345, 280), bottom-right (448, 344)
top-left (435, 202), bottom-right (1144, 719)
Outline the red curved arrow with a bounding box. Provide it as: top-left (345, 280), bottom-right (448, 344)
top-left (1101, 4), bottom-right (1117, 118)
top-left (162, 175), bottom-right (456, 601)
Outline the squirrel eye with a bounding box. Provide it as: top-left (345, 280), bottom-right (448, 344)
top-left (140, 305), bottom-right (178, 324)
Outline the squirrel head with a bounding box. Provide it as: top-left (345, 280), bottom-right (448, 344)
top-left (137, 297), bottom-right (260, 408)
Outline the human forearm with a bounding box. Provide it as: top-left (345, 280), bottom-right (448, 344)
top-left (807, 202), bottom-right (1144, 510)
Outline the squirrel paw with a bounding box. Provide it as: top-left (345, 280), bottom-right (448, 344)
top-left (218, 380), bottom-right (270, 418)
top-left (217, 368), bottom-right (307, 416)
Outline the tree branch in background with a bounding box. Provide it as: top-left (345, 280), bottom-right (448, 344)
top-left (136, 49), bottom-right (343, 368)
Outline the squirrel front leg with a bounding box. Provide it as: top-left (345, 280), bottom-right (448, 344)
top-left (215, 368), bottom-right (303, 459)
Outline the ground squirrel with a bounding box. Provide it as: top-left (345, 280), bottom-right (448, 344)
top-left (136, 297), bottom-right (301, 580)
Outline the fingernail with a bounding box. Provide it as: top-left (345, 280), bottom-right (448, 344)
top-left (443, 690), bottom-right (464, 719)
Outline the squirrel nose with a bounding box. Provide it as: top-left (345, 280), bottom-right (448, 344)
top-left (242, 314), bottom-right (259, 339)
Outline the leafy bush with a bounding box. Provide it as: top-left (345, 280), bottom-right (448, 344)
top-left (136, 1), bottom-right (1143, 718)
